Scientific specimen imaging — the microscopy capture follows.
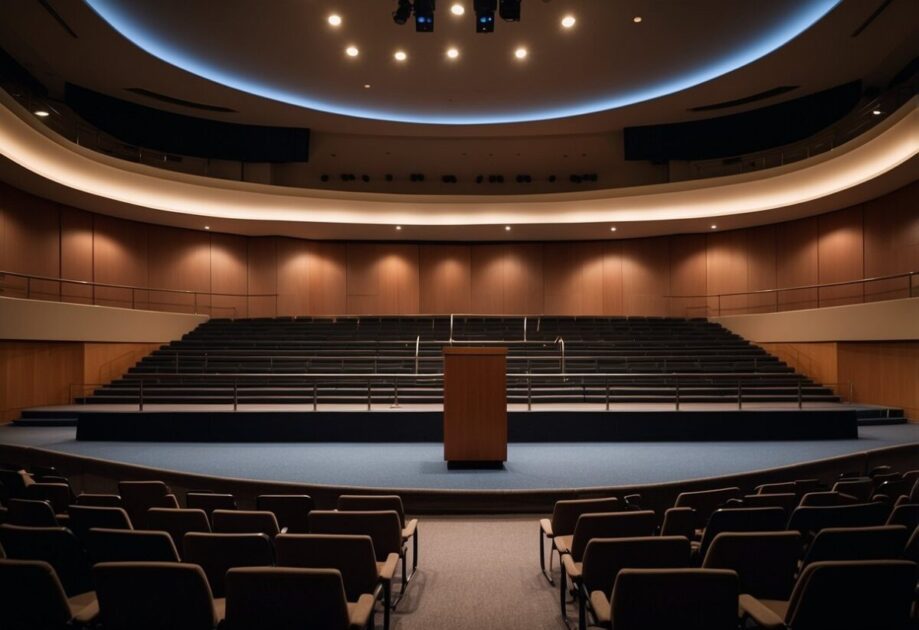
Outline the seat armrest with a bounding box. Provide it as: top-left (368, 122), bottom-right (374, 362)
top-left (539, 518), bottom-right (553, 537)
top-left (739, 594), bottom-right (786, 630)
top-left (402, 518), bottom-right (418, 539)
top-left (348, 593), bottom-right (376, 630)
top-left (561, 554), bottom-right (581, 580)
top-left (379, 553), bottom-right (400, 581)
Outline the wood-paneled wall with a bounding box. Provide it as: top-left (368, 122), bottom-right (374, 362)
top-left (1, 181), bottom-right (916, 317)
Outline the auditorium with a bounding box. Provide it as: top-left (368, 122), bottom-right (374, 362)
top-left (0, 1), bottom-right (918, 628)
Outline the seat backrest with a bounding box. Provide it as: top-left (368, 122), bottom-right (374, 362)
top-left (25, 483), bottom-right (71, 514)
top-left (186, 493), bottom-right (237, 518)
top-left (886, 503), bottom-right (919, 529)
top-left (876, 479), bottom-right (914, 501)
top-left (75, 493), bottom-right (124, 508)
top-left (794, 479), bottom-right (825, 496)
top-left (698, 507), bottom-right (786, 557)
top-left (308, 510), bottom-right (402, 560)
top-left (581, 536), bottom-right (690, 598)
top-left (0, 558), bottom-right (73, 630)
top-left (831, 479), bottom-right (873, 502)
top-left (67, 505), bottom-right (133, 543)
top-left (801, 525), bottom-right (910, 567)
top-left (256, 495), bottom-right (314, 533)
top-left (275, 533), bottom-right (379, 601)
top-left (86, 528), bottom-right (180, 563)
top-left (787, 502), bottom-right (890, 535)
top-left (94, 561), bottom-right (217, 630)
top-left (0, 524), bottom-right (92, 596)
top-left (702, 531), bottom-right (801, 600)
top-left (225, 567), bottom-right (350, 630)
top-left (743, 493), bottom-right (798, 514)
top-left (570, 511), bottom-right (657, 560)
top-left (183, 532), bottom-right (274, 598)
top-left (7, 497), bottom-right (59, 527)
top-left (674, 487), bottom-right (741, 529)
top-left (660, 507), bottom-right (695, 538)
top-left (0, 469), bottom-right (29, 498)
top-left (117, 481), bottom-right (170, 526)
top-left (786, 560), bottom-right (916, 630)
top-left (550, 497), bottom-right (620, 537)
top-left (905, 527), bottom-right (919, 564)
top-left (755, 481), bottom-right (796, 495)
top-left (798, 491), bottom-right (858, 507)
top-left (146, 508), bottom-right (210, 552)
top-left (337, 494), bottom-right (406, 526)
top-left (212, 509), bottom-right (280, 538)
top-left (610, 568), bottom-right (738, 630)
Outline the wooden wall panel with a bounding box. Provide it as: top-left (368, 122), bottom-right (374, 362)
top-left (601, 242), bottom-right (625, 315)
top-left (775, 216), bottom-right (819, 311)
top-left (60, 208), bottom-right (94, 304)
top-left (669, 234), bottom-right (708, 317)
top-left (863, 181), bottom-right (919, 302)
top-left (306, 241), bottom-right (347, 315)
top-left (147, 225), bottom-right (210, 314)
top-left (622, 237), bottom-right (670, 316)
top-left (420, 244), bottom-right (472, 313)
top-left (247, 237), bottom-right (278, 317)
top-left (745, 225), bottom-right (778, 313)
top-left (707, 230), bottom-right (750, 315)
top-left (346, 243), bottom-right (420, 314)
top-left (83, 342), bottom-right (162, 387)
top-left (501, 243), bottom-right (543, 314)
top-left (838, 341), bottom-right (919, 421)
top-left (0, 341), bottom-right (83, 423)
top-left (276, 237), bottom-right (310, 316)
top-left (91, 215), bottom-right (148, 309)
top-left (209, 232), bottom-right (248, 318)
top-left (818, 206), bottom-right (864, 307)
top-left (759, 342), bottom-right (840, 393)
top-left (0, 186), bottom-right (60, 300)
top-left (543, 242), bottom-right (606, 315)
top-left (469, 245), bottom-right (505, 314)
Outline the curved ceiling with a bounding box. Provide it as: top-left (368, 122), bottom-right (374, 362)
top-left (84, 0), bottom-right (840, 125)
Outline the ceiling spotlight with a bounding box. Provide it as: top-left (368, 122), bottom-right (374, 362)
top-left (34, 110), bottom-right (50, 117)
top-left (345, 45), bottom-right (359, 57)
top-left (204, 225), bottom-right (210, 230)
top-left (514, 47), bottom-right (528, 59)
top-left (451, 3), bottom-right (465, 15)
top-left (872, 109), bottom-right (882, 115)
top-left (474, 0), bottom-right (497, 32)
top-left (505, 225), bottom-right (512, 231)
top-left (710, 224), bottom-right (718, 230)
top-left (415, 0), bottom-right (435, 32)
top-left (609, 227), bottom-right (617, 232)
top-left (396, 225), bottom-right (402, 231)
top-left (561, 15), bottom-right (576, 28)
top-left (363, 84), bottom-right (371, 88)
top-left (446, 47), bottom-right (460, 59)
top-left (633, 16), bottom-right (643, 23)
top-left (393, 0), bottom-right (412, 25)
top-left (327, 14), bottom-right (342, 26)
top-left (499, 0), bottom-right (521, 22)
top-left (394, 50), bottom-right (408, 61)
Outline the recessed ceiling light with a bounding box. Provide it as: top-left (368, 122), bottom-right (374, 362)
top-left (34, 110), bottom-right (49, 117)
top-left (633, 16), bottom-right (643, 23)
top-left (395, 225), bottom-right (403, 231)
top-left (710, 224), bottom-right (718, 230)
top-left (394, 50), bottom-right (407, 61)
top-left (345, 46), bottom-right (359, 57)
top-left (505, 225), bottom-right (512, 231)
top-left (363, 84), bottom-right (371, 89)
top-left (514, 47), bottom-right (528, 60)
top-left (561, 15), bottom-right (576, 28)
top-left (872, 109), bottom-right (882, 116)
top-left (451, 3), bottom-right (465, 16)
top-left (328, 14), bottom-right (342, 26)
top-left (446, 47), bottom-right (459, 59)
top-left (204, 225), bottom-right (210, 230)
top-left (610, 226), bottom-right (617, 232)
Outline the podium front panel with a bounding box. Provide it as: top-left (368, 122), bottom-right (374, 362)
top-left (443, 347), bottom-right (507, 464)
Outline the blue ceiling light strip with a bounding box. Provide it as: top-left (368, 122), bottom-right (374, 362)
top-left (85, 0), bottom-right (841, 126)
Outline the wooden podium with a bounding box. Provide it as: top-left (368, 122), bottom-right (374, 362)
top-left (442, 347), bottom-right (507, 467)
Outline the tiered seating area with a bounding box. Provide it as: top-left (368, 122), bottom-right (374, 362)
top-left (80, 316), bottom-right (839, 406)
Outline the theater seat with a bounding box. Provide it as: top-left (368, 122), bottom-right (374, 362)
top-left (694, 507), bottom-right (787, 560)
top-left (702, 531), bottom-right (802, 600)
top-left (538, 496), bottom-right (620, 584)
top-left (0, 524), bottom-right (92, 596)
top-left (67, 505), bottom-right (133, 545)
top-left (256, 494), bottom-right (314, 533)
top-left (800, 525), bottom-right (910, 568)
top-left (145, 508), bottom-right (210, 553)
top-left (85, 528), bottom-right (180, 563)
top-left (186, 493), bottom-right (237, 519)
top-left (183, 532), bottom-right (275, 598)
top-left (212, 509), bottom-right (281, 538)
top-left (337, 494), bottom-right (418, 576)
top-left (75, 493), bottom-right (124, 508)
top-left (7, 498), bottom-right (60, 527)
top-left (674, 487), bottom-right (742, 532)
top-left (0, 558), bottom-right (99, 630)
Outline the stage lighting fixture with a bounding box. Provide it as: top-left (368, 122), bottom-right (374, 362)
top-left (385, 174), bottom-right (394, 181)
top-left (499, 0), bottom-right (520, 21)
top-left (474, 0), bottom-right (496, 32)
top-left (320, 174), bottom-right (330, 182)
top-left (475, 175), bottom-right (484, 184)
top-left (361, 174), bottom-right (370, 182)
top-left (393, 0), bottom-right (412, 25)
top-left (414, 0), bottom-right (435, 31)
top-left (548, 175), bottom-right (556, 183)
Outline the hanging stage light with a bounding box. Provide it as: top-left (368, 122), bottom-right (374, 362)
top-left (473, 0), bottom-right (496, 32)
top-left (393, 0), bottom-right (412, 25)
top-left (414, 0), bottom-right (435, 32)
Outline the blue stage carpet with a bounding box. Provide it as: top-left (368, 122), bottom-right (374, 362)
top-left (1, 425), bottom-right (916, 490)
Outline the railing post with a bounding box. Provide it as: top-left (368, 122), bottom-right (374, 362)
top-left (527, 374), bottom-right (532, 411)
top-left (797, 381), bottom-right (803, 409)
top-left (605, 376), bottom-right (610, 411)
top-left (313, 384), bottom-right (318, 412)
top-left (523, 316), bottom-right (527, 342)
top-left (414, 336), bottom-right (421, 374)
top-left (449, 314), bottom-right (454, 345)
top-left (139, 378), bottom-right (144, 412)
top-left (367, 379), bottom-right (372, 411)
top-left (233, 379), bottom-right (238, 412)
top-left (675, 378), bottom-right (680, 411)
top-left (391, 377), bottom-right (400, 409)
top-left (737, 382), bottom-right (742, 410)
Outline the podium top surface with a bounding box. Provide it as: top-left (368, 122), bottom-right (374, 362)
top-left (442, 346), bottom-right (507, 356)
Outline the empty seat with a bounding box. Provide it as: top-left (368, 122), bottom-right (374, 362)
top-left (118, 481), bottom-right (175, 528)
top-left (798, 491), bottom-right (858, 507)
top-left (86, 528), bottom-right (180, 563)
top-left (67, 505), bottom-right (133, 544)
top-left (145, 508), bottom-right (210, 553)
top-left (0, 558), bottom-right (99, 630)
top-left (337, 494), bottom-right (419, 575)
top-left (660, 506), bottom-right (696, 538)
top-left (0, 524), bottom-right (92, 596)
top-left (832, 478), bottom-right (873, 502)
top-left (25, 483), bottom-right (71, 515)
top-left (538, 496), bottom-right (620, 583)
top-left (224, 567), bottom-right (374, 630)
top-left (256, 494), bottom-right (313, 533)
top-left (886, 503), bottom-right (919, 529)
top-left (743, 492), bottom-right (798, 514)
top-left (674, 487), bottom-right (742, 531)
top-left (740, 560), bottom-right (916, 630)
top-left (787, 502), bottom-right (890, 537)
top-left (75, 493), bottom-right (124, 508)
top-left (7, 498), bottom-right (59, 526)
top-left (800, 525), bottom-right (910, 568)
top-left (0, 469), bottom-right (31, 499)
top-left (593, 568), bottom-right (738, 630)
top-left (702, 531), bottom-right (802, 600)
top-left (183, 532), bottom-right (275, 598)
top-left (755, 481), bottom-right (797, 495)
top-left (212, 509), bottom-right (280, 538)
top-left (93, 561), bottom-right (224, 630)
top-left (186, 493), bottom-right (237, 518)
top-left (695, 507), bottom-right (787, 559)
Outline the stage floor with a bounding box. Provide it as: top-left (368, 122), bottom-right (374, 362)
top-left (1, 424), bottom-right (915, 491)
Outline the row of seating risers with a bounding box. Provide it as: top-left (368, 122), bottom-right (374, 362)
top-left (81, 316), bottom-right (839, 405)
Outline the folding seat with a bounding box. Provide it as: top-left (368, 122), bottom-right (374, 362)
top-left (118, 480), bottom-right (177, 528)
top-left (832, 478), bottom-right (873, 502)
top-left (212, 509), bottom-right (281, 538)
top-left (75, 493), bottom-right (124, 508)
top-left (902, 470), bottom-right (919, 487)
top-left (537, 496), bottom-right (620, 583)
top-left (674, 487), bottom-right (742, 532)
top-left (886, 503), bottom-right (919, 529)
top-left (743, 492), bottom-right (798, 514)
top-left (592, 568), bottom-right (738, 630)
top-left (787, 502), bottom-right (890, 538)
top-left (67, 505), bottom-right (132, 545)
top-left (563, 536), bottom-right (690, 630)
top-left (276, 533), bottom-right (396, 630)
top-left (755, 481), bottom-right (797, 495)
top-left (905, 527), bottom-right (919, 563)
top-left (93, 561), bottom-right (224, 630)
top-left (186, 492), bottom-right (237, 519)
top-left (702, 531), bottom-right (801, 600)
top-left (256, 494), bottom-right (314, 533)
top-left (798, 490), bottom-right (858, 506)
top-left (25, 483), bottom-right (72, 515)
top-left (875, 479), bottom-right (915, 503)
top-left (694, 507), bottom-right (786, 559)
top-left (0, 524), bottom-right (92, 596)
top-left (7, 498), bottom-right (60, 526)
top-left (86, 528), bottom-right (180, 563)
top-left (740, 560), bottom-right (916, 629)
top-left (0, 469), bottom-right (30, 499)
top-left (800, 525), bottom-right (910, 568)
top-left (0, 558), bottom-right (99, 630)
top-left (224, 567), bottom-right (374, 630)
top-left (183, 532), bottom-right (275, 598)
top-left (145, 507), bottom-right (210, 553)
top-left (660, 506), bottom-right (695, 538)
top-left (337, 494), bottom-right (418, 576)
